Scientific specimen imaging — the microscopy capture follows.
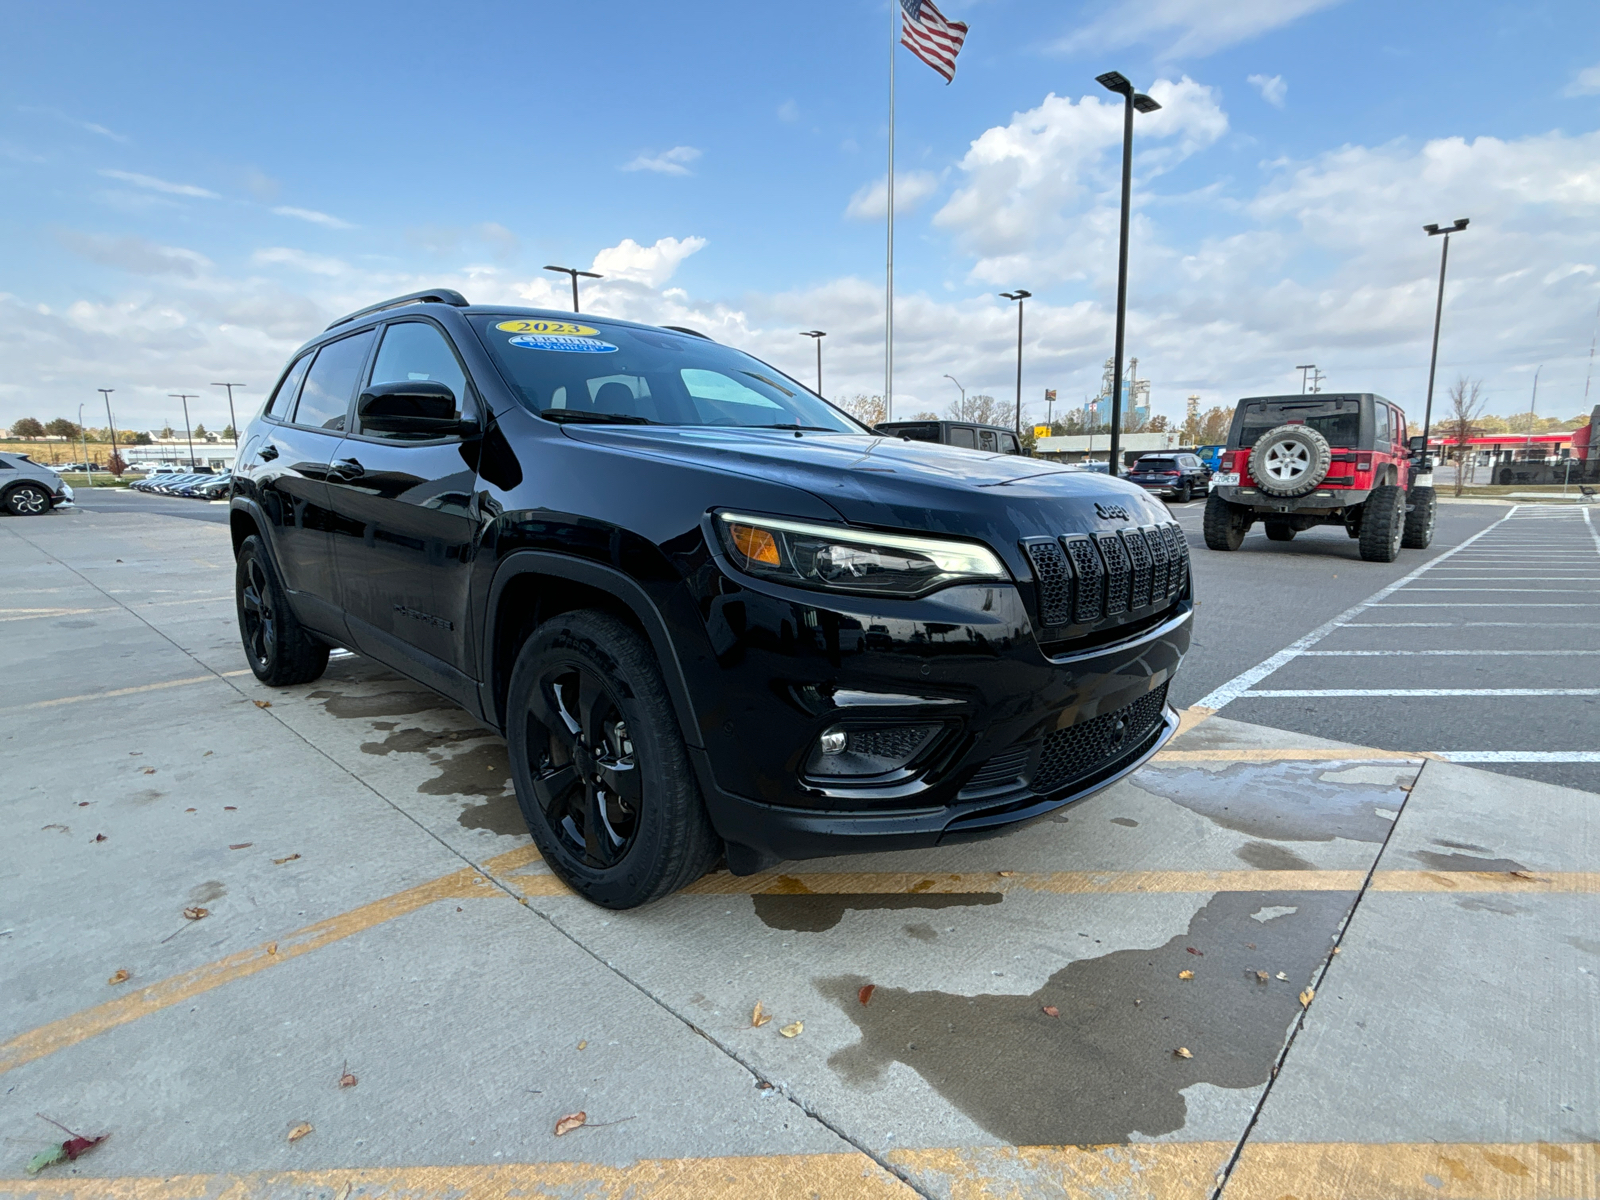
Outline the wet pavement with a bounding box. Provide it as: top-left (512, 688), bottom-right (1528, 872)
top-left (1, 508), bottom-right (1594, 1199)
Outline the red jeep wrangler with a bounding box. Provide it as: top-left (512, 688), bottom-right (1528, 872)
top-left (1203, 393), bottom-right (1435, 562)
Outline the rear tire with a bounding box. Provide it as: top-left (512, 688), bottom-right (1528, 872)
top-left (506, 610), bottom-right (720, 909)
top-left (1358, 485), bottom-right (1405, 562)
top-left (1264, 521), bottom-right (1296, 542)
top-left (1176, 482), bottom-right (1193, 504)
top-left (235, 535), bottom-right (329, 686)
top-left (1203, 491), bottom-right (1251, 551)
top-left (1401, 486), bottom-right (1436, 549)
top-left (5, 484), bottom-right (51, 516)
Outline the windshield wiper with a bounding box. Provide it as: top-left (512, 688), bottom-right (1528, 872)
top-left (539, 410), bottom-right (656, 425)
top-left (758, 423), bottom-right (839, 432)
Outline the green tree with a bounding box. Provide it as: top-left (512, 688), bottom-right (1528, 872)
top-left (222, 424), bottom-right (236, 441)
top-left (45, 417), bottom-right (83, 439)
top-left (1198, 406), bottom-right (1233, 444)
top-left (122, 430), bottom-right (153, 445)
top-left (11, 416), bottom-right (44, 438)
top-left (193, 423), bottom-right (208, 439)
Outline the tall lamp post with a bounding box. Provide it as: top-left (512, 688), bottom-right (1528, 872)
top-left (170, 394), bottom-right (198, 470)
top-left (1421, 218), bottom-right (1469, 450)
top-left (78, 403), bottom-right (93, 487)
top-left (1000, 290), bottom-right (1031, 434)
top-left (799, 331), bottom-right (826, 397)
top-left (1296, 364), bottom-right (1317, 395)
top-left (1096, 70), bottom-right (1161, 476)
top-left (212, 382), bottom-right (245, 456)
top-left (97, 388), bottom-right (119, 476)
top-left (543, 265), bottom-right (602, 313)
top-left (944, 374), bottom-right (966, 410)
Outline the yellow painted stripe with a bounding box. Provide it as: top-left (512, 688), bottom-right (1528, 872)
top-left (1370, 870), bottom-right (1600, 894)
top-left (889, 1142), bottom-right (1231, 1200)
top-left (1226, 1140), bottom-right (1600, 1200)
top-left (0, 1153), bottom-right (916, 1199)
top-left (1174, 703), bottom-right (1217, 737)
top-left (0, 846), bottom-right (541, 1077)
top-left (1154, 747), bottom-right (1432, 762)
top-left (0, 606), bottom-right (111, 621)
top-left (2, 669), bottom-right (254, 712)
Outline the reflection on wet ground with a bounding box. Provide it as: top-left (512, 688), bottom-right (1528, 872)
top-left (1133, 761), bottom-right (1408, 842)
top-left (752, 892), bottom-right (1002, 932)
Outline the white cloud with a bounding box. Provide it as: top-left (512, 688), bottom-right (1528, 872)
top-left (621, 146), bottom-right (702, 176)
top-left (1056, 0), bottom-right (1343, 60)
top-left (778, 99), bottom-right (800, 123)
top-left (1248, 74), bottom-right (1287, 108)
top-left (1564, 64), bottom-right (1600, 98)
top-left (97, 169), bottom-right (218, 199)
top-left (55, 231), bottom-right (211, 278)
top-left (589, 236), bottom-right (707, 288)
top-left (18, 106), bottom-right (129, 144)
top-left (272, 205), bottom-right (353, 229)
top-left (845, 171), bottom-right (940, 220)
top-left (252, 247), bottom-right (350, 277)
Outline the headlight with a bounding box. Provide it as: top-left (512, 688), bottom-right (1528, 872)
top-left (715, 511), bottom-right (1008, 597)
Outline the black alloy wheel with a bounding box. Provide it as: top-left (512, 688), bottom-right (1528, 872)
top-left (5, 484), bottom-right (50, 516)
top-left (234, 535), bottom-right (329, 686)
top-left (506, 610), bottom-right (719, 908)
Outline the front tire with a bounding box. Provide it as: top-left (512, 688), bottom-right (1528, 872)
top-left (1402, 486), bottom-right (1436, 549)
top-left (235, 535), bottom-right (329, 685)
top-left (5, 484), bottom-right (51, 516)
top-left (1203, 491), bottom-right (1251, 551)
top-left (506, 610), bottom-right (720, 909)
top-left (1358, 485), bottom-right (1405, 562)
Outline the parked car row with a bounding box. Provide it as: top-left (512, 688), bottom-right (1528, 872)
top-left (131, 471), bottom-right (232, 499)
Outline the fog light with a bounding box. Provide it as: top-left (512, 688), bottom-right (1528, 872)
top-left (806, 724), bottom-right (940, 778)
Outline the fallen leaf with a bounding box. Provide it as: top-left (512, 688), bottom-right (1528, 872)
top-left (1255, 970), bottom-right (1269, 984)
top-left (339, 1070), bottom-right (358, 1089)
top-left (254, 700), bottom-right (272, 709)
top-left (143, 767), bottom-right (156, 774)
top-left (1174, 1047), bottom-right (1193, 1059)
top-left (333, 1185), bottom-right (352, 1200)
top-left (1186, 947), bottom-right (1203, 957)
top-left (779, 1020), bottom-right (804, 1038)
top-left (26, 1118), bottom-right (107, 1175)
top-left (1510, 870), bottom-right (1538, 881)
top-left (1246, 943), bottom-right (1256, 950)
top-left (554, 1111), bottom-right (587, 1137)
top-left (224, 806), bottom-right (237, 810)
top-left (25, 1146), bottom-right (68, 1176)
top-left (1276, 972), bottom-right (1288, 981)
top-left (41, 824), bottom-right (69, 833)
top-left (1178, 969), bottom-right (1194, 981)
top-left (93, 833), bottom-right (107, 843)
top-left (78, 801), bottom-right (90, 807)
top-left (1332, 947), bottom-right (1342, 955)
top-left (287, 1122), bottom-right (312, 1142)
top-left (183, 906), bottom-right (208, 921)
top-left (1042, 1005), bottom-right (1060, 1018)
top-left (858, 984), bottom-right (876, 1006)
top-left (107, 968), bottom-right (130, 986)
top-left (751, 1001), bottom-right (771, 1028)
top-left (1299, 987), bottom-right (1315, 1008)
top-left (997, 870), bottom-right (1016, 877)
top-left (185, 808), bottom-right (196, 813)
top-left (229, 843), bottom-right (252, 850)
top-left (273, 853), bottom-right (301, 865)
top-left (204, 751), bottom-right (214, 757)
top-left (577, 1040), bottom-right (587, 1051)
top-left (61, 1135), bottom-right (106, 1161)
top-left (265, 942), bottom-right (278, 956)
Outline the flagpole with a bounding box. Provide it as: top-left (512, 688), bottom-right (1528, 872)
top-left (886, 0), bottom-right (896, 420)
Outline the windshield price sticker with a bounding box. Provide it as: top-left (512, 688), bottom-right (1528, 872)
top-left (508, 334), bottom-right (618, 354)
top-left (496, 319), bottom-right (598, 336)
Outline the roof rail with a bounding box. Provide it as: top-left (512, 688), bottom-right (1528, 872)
top-left (662, 325), bottom-right (712, 340)
top-left (325, 289), bottom-right (470, 331)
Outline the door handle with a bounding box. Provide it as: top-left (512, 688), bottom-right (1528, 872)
top-left (259, 444), bottom-right (279, 461)
top-left (329, 457), bottom-right (365, 481)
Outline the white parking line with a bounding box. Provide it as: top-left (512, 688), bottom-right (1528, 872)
top-left (1299, 649), bottom-right (1600, 656)
top-left (1347, 620), bottom-right (1600, 627)
top-left (1396, 587), bottom-right (1598, 592)
top-left (1376, 602), bottom-right (1600, 607)
top-left (1435, 751), bottom-right (1600, 763)
top-left (1241, 688), bottom-right (1600, 698)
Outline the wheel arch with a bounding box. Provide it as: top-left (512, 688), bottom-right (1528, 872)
top-left (483, 552), bottom-right (703, 749)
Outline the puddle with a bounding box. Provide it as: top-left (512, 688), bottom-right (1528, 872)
top-left (357, 724), bottom-right (519, 833)
top-left (189, 880), bottom-right (226, 904)
top-left (1411, 850), bottom-right (1530, 873)
top-left (822, 889), bottom-right (1351, 1144)
top-left (1236, 841), bottom-right (1316, 871)
top-left (904, 922), bottom-right (939, 942)
top-left (1133, 763), bottom-right (1404, 843)
top-left (753, 893), bottom-right (1001, 933)
top-left (361, 727), bottom-right (487, 757)
top-left (310, 688), bottom-right (456, 720)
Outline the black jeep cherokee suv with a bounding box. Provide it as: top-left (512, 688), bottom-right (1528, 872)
top-left (231, 290), bottom-right (1193, 907)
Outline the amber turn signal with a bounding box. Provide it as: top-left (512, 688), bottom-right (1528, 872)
top-left (729, 522), bottom-right (782, 566)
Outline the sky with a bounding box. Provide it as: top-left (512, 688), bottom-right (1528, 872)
top-left (2, 0), bottom-right (1599, 435)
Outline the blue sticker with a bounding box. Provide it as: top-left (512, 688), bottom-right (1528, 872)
top-left (508, 334), bottom-right (618, 354)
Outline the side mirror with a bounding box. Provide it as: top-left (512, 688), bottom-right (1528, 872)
top-left (1408, 435), bottom-right (1427, 456)
top-left (358, 382), bottom-right (477, 437)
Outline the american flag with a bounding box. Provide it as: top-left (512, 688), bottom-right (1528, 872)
top-left (900, 0), bottom-right (968, 84)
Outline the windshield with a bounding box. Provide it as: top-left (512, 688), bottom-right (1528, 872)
top-left (1235, 399), bottom-right (1361, 448)
top-left (470, 315), bottom-right (864, 433)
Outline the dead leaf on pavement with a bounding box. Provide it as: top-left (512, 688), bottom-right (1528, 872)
top-left (183, 907), bottom-right (208, 921)
top-left (858, 984), bottom-right (876, 1006)
top-left (554, 1112), bottom-right (587, 1137)
top-left (338, 1065), bottom-right (358, 1089)
top-left (751, 1001), bottom-right (771, 1027)
top-left (286, 1122), bottom-right (312, 1142)
top-left (1510, 870), bottom-right (1539, 881)
top-left (1255, 970), bottom-right (1269, 984)
top-left (229, 843), bottom-right (252, 850)
top-left (1174, 1047), bottom-right (1193, 1059)
top-left (577, 1040), bottom-right (587, 1051)
top-left (93, 834), bottom-right (107, 843)
top-left (1178, 969), bottom-right (1194, 981)
top-left (997, 871), bottom-right (1016, 877)
top-left (1299, 987), bottom-right (1315, 1008)
top-left (1042, 1005), bottom-right (1060, 1018)
top-left (1332, 947), bottom-right (1342, 955)
top-left (266, 942), bottom-right (278, 956)
top-left (107, 969), bottom-right (130, 986)
top-left (779, 1020), bottom-right (803, 1038)
top-left (143, 768), bottom-right (156, 774)
top-left (254, 700), bottom-right (272, 709)
top-left (273, 854), bottom-right (301, 865)
top-left (1186, 947), bottom-right (1203, 956)
top-left (1276, 972), bottom-right (1288, 981)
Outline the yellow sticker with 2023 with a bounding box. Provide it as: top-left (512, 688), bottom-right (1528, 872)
top-left (496, 319), bottom-right (597, 336)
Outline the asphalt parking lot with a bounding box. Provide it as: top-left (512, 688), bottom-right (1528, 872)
top-left (2, 502), bottom-right (1596, 1199)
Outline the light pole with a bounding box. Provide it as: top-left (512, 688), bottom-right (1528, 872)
top-left (1096, 71), bottom-right (1161, 476)
top-left (97, 388), bottom-right (120, 476)
top-left (799, 331), bottom-right (826, 396)
top-left (1421, 218), bottom-right (1469, 450)
top-left (212, 383), bottom-right (245, 453)
top-left (170, 394), bottom-right (198, 470)
top-left (543, 264), bottom-right (602, 313)
top-left (78, 403), bottom-right (93, 487)
top-left (1000, 290), bottom-right (1031, 433)
top-left (1296, 364), bottom-right (1317, 395)
top-left (944, 374), bottom-right (966, 412)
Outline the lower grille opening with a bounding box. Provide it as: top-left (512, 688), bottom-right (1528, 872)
top-left (1032, 682), bottom-right (1169, 795)
top-left (956, 746), bottom-right (1032, 799)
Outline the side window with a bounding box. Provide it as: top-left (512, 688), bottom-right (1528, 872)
top-left (949, 426), bottom-right (977, 449)
top-left (293, 331), bottom-right (375, 432)
top-left (1002, 434), bottom-right (1020, 454)
top-left (1374, 403), bottom-right (1393, 449)
top-left (264, 353), bottom-right (312, 419)
top-left (362, 322), bottom-right (472, 439)
top-left (979, 430), bottom-right (998, 452)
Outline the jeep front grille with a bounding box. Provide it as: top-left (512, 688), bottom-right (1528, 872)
top-left (1032, 682), bottom-right (1169, 794)
top-left (1026, 523), bottom-right (1188, 645)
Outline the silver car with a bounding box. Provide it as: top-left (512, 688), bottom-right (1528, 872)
top-left (0, 453), bottom-right (74, 515)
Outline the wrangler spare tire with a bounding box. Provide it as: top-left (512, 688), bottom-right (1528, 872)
top-left (1249, 424), bottom-right (1332, 498)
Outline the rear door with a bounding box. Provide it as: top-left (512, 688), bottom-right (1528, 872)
top-left (324, 318), bottom-right (484, 700)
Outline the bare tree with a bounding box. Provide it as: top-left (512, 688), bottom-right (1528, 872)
top-left (1445, 376), bottom-right (1487, 496)
top-left (1181, 394), bottom-right (1202, 445)
top-left (837, 394), bottom-right (889, 427)
top-left (910, 410), bottom-right (939, 420)
top-left (1198, 406), bottom-right (1233, 444)
top-left (947, 393), bottom-right (1003, 425)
